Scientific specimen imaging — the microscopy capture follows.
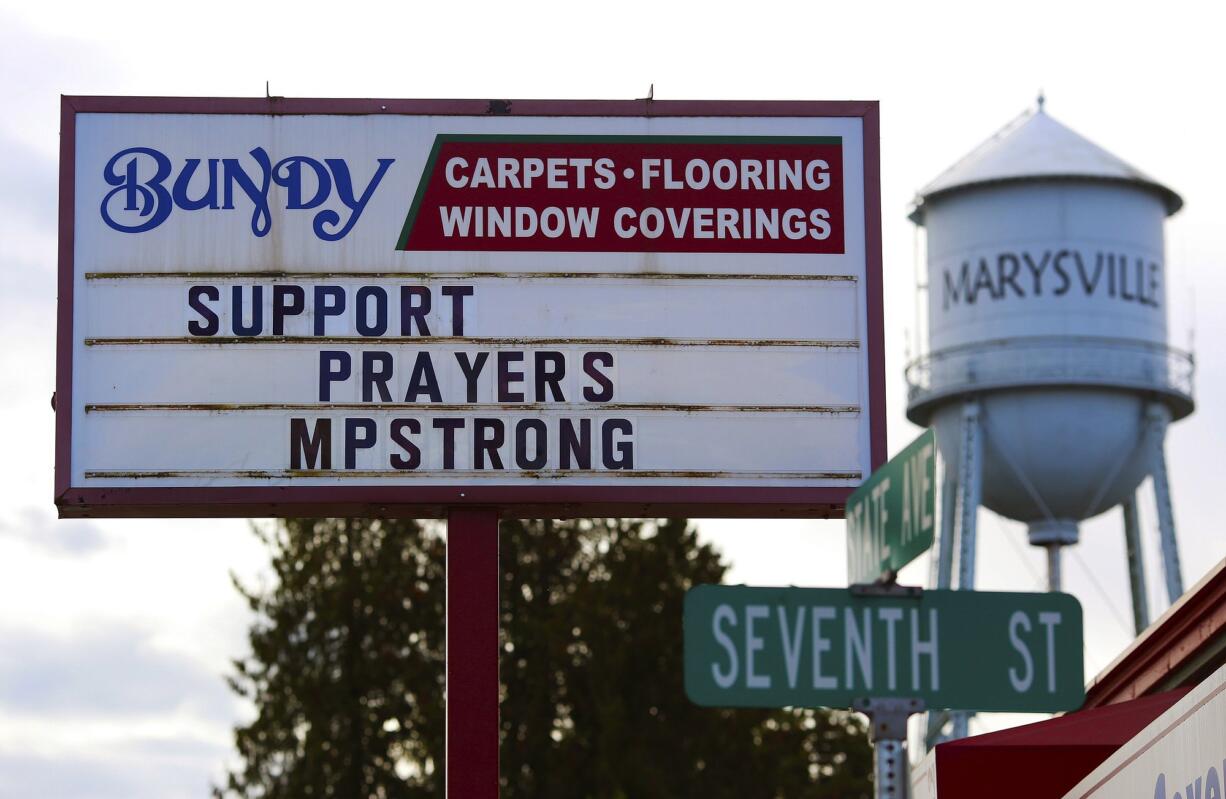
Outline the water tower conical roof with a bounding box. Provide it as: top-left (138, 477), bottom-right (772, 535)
top-left (908, 105), bottom-right (1182, 223)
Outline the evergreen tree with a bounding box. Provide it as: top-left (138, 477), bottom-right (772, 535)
top-left (498, 517), bottom-right (872, 798)
top-left (216, 518), bottom-right (446, 798)
top-left (218, 517), bottom-right (872, 798)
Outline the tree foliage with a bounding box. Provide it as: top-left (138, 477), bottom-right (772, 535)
top-left (218, 517), bottom-right (872, 798)
top-left (217, 518), bottom-right (446, 798)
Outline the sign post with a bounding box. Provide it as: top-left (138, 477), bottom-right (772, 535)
top-left (446, 509), bottom-right (500, 796)
top-left (840, 428), bottom-right (937, 795)
top-left (57, 97), bottom-right (886, 797)
top-left (839, 428), bottom-right (937, 796)
top-left (854, 697), bottom-right (925, 799)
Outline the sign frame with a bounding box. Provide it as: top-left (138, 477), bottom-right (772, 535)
top-left (54, 96), bottom-right (886, 519)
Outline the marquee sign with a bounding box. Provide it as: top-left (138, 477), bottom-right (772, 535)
top-left (55, 97), bottom-right (884, 518)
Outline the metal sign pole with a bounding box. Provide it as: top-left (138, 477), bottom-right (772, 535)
top-left (854, 697), bottom-right (924, 799)
top-left (849, 582), bottom-right (924, 798)
top-left (446, 508), bottom-right (501, 798)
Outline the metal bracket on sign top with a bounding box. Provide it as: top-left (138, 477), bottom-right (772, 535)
top-left (852, 697), bottom-right (926, 741)
top-left (854, 697), bottom-right (926, 799)
top-left (848, 578), bottom-right (923, 599)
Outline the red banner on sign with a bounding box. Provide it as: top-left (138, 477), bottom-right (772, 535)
top-left (396, 135), bottom-right (845, 254)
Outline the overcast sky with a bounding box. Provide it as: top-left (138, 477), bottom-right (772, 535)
top-left (1, 1), bottom-right (1224, 796)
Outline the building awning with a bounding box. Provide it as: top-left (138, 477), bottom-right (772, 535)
top-left (1062, 661), bottom-right (1226, 798)
top-left (915, 556), bottom-right (1226, 798)
top-left (912, 689), bottom-right (1190, 799)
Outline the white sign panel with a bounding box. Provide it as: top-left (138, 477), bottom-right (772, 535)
top-left (56, 98), bottom-right (884, 517)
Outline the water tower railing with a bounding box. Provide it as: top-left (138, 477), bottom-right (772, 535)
top-left (904, 336), bottom-right (1195, 420)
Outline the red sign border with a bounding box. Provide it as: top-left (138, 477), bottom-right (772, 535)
top-left (55, 96), bottom-right (887, 520)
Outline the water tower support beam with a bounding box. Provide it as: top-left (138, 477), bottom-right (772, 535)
top-left (957, 400), bottom-right (982, 590)
top-left (1045, 545), bottom-right (1064, 592)
top-left (1122, 493), bottom-right (1150, 633)
top-left (949, 400), bottom-right (981, 743)
top-left (1146, 403), bottom-right (1184, 603)
top-left (925, 470), bottom-right (961, 749)
top-left (936, 473), bottom-right (958, 590)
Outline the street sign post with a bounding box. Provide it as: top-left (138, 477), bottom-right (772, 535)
top-left (847, 428), bottom-right (936, 583)
top-left (684, 584), bottom-right (1084, 712)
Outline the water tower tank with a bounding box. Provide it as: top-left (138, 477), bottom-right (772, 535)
top-left (905, 102), bottom-right (1194, 599)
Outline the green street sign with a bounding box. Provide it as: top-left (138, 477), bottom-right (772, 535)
top-left (684, 585), bottom-right (1084, 712)
top-left (846, 428), bottom-right (936, 584)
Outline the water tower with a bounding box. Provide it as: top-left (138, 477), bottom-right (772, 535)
top-left (905, 100), bottom-right (1194, 633)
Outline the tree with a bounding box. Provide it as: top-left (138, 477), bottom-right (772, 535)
top-left (498, 517), bottom-right (872, 798)
top-left (218, 517), bottom-right (872, 798)
top-left (216, 518), bottom-right (446, 799)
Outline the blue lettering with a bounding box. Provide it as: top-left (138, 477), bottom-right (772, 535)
top-left (101, 147), bottom-right (173, 233)
top-left (313, 286), bottom-right (346, 336)
top-left (272, 285), bottom-right (305, 335)
top-left (172, 159), bottom-right (220, 210)
top-left (231, 286), bottom-right (264, 336)
top-left (355, 286), bottom-right (389, 337)
top-left (345, 418), bottom-right (378, 469)
top-left (187, 285), bottom-right (220, 336)
top-left (102, 146), bottom-right (392, 241)
top-left (314, 158), bottom-right (395, 241)
top-left (319, 351), bottom-right (352, 401)
top-left (222, 148), bottom-right (273, 237)
top-left (273, 156), bottom-right (332, 210)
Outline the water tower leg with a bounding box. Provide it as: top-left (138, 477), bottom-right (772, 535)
top-left (949, 400), bottom-right (981, 742)
top-left (936, 473), bottom-right (958, 590)
top-left (1122, 493), bottom-right (1150, 633)
top-left (950, 713), bottom-right (970, 740)
top-left (1045, 545), bottom-right (1063, 592)
top-left (925, 471), bottom-right (960, 748)
top-left (957, 400), bottom-right (981, 590)
top-left (1027, 518), bottom-right (1078, 593)
top-left (1146, 403), bottom-right (1184, 604)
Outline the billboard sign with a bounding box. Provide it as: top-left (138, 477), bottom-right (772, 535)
top-left (684, 584), bottom-right (1084, 712)
top-left (56, 97), bottom-right (884, 518)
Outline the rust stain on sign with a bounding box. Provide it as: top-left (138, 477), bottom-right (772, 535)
top-left (84, 336), bottom-right (861, 348)
top-left (85, 402), bottom-right (862, 414)
top-left (85, 469), bottom-right (864, 481)
top-left (85, 270), bottom-right (859, 282)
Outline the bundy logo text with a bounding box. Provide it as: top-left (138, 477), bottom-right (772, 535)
top-left (100, 147), bottom-right (394, 241)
